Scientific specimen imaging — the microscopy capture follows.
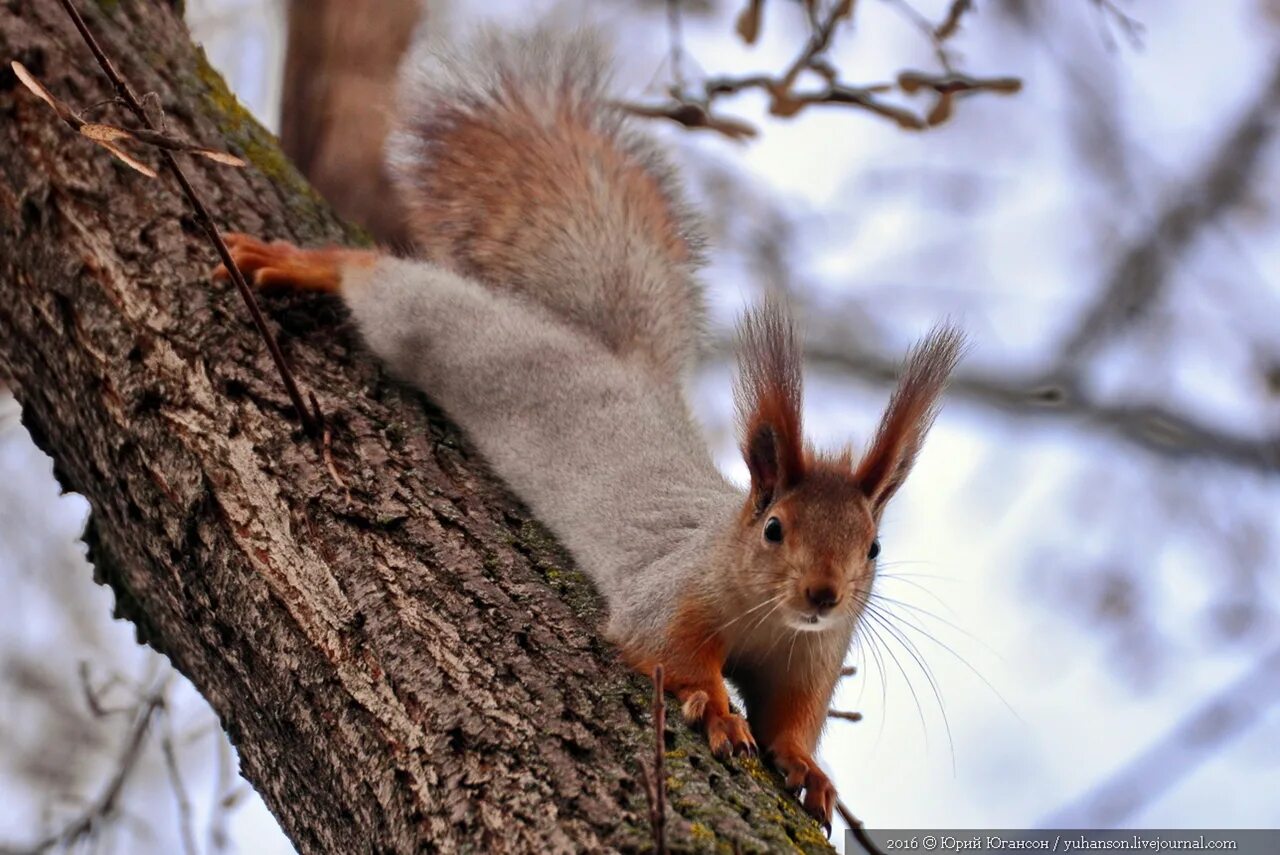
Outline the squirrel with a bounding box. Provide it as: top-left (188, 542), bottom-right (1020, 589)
top-left (213, 25), bottom-right (963, 830)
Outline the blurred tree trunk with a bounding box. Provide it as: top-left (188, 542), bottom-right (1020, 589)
top-left (280, 0), bottom-right (421, 247)
top-left (0, 2), bottom-right (831, 852)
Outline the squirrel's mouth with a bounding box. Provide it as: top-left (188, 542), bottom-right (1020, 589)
top-left (789, 612), bottom-right (833, 633)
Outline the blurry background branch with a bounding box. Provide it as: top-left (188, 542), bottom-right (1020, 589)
top-left (4, 675), bottom-right (171, 855)
top-left (622, 0), bottom-right (1021, 138)
top-left (1055, 58), bottom-right (1280, 367)
top-left (1039, 646), bottom-right (1280, 828)
top-left (785, 328), bottom-right (1280, 473)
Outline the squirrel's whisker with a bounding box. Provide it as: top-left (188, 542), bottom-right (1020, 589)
top-left (862, 604), bottom-right (956, 771)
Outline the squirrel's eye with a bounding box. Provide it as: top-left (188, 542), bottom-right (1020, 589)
top-left (868, 539), bottom-right (881, 561)
top-left (763, 516), bottom-right (784, 544)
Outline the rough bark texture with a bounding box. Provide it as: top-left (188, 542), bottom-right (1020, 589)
top-left (0, 2), bottom-right (837, 852)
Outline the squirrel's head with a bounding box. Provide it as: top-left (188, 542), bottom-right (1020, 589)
top-left (731, 297), bottom-right (964, 634)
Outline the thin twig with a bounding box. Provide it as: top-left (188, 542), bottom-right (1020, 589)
top-left (322, 425), bottom-right (353, 507)
top-left (78, 662), bottom-right (134, 717)
top-left (836, 799), bottom-right (886, 855)
top-left (11, 61), bottom-right (244, 172)
top-left (653, 666), bottom-right (666, 855)
top-left (735, 0), bottom-right (765, 44)
top-left (1054, 57), bottom-right (1280, 368)
top-left (625, 0), bottom-right (1016, 137)
top-left (934, 0), bottom-right (974, 41)
top-left (1038, 645), bottom-right (1280, 828)
top-left (3, 679), bottom-right (171, 854)
top-left (638, 665), bottom-right (668, 855)
top-left (160, 712), bottom-right (199, 855)
top-left (1090, 0), bottom-right (1145, 50)
top-left (828, 709), bottom-right (863, 722)
top-left (886, 0), bottom-right (955, 72)
top-left (711, 328), bottom-right (1280, 473)
top-left (666, 0), bottom-right (686, 92)
top-left (54, 0), bottom-right (320, 436)
top-left (207, 735), bottom-right (237, 854)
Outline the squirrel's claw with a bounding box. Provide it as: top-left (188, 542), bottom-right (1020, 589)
top-left (768, 747), bottom-right (836, 828)
top-left (211, 233), bottom-right (372, 294)
top-left (705, 711), bottom-right (756, 760)
top-left (679, 691), bottom-right (757, 759)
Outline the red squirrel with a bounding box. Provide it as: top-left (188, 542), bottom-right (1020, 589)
top-left (213, 24), bottom-right (963, 829)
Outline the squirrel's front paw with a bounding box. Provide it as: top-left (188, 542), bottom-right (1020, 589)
top-left (768, 746), bottom-right (836, 831)
top-left (680, 690), bottom-right (758, 759)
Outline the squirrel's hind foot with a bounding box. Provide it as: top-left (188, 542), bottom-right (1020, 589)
top-left (212, 233), bottom-right (374, 294)
top-left (767, 746), bottom-right (836, 830)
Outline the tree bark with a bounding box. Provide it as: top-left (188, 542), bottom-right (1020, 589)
top-left (0, 2), bottom-right (836, 852)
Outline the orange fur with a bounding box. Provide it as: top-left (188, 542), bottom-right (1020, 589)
top-left (213, 233), bottom-right (377, 294)
top-left (721, 307), bottom-right (962, 827)
top-left (620, 597), bottom-right (757, 759)
top-left (745, 675), bottom-right (839, 826)
top-left (734, 296), bottom-right (806, 509)
top-left (855, 325), bottom-right (966, 512)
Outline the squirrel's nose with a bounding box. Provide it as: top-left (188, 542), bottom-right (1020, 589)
top-left (805, 585), bottom-right (840, 612)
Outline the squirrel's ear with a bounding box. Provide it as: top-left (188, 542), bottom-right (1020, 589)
top-left (735, 296), bottom-right (805, 513)
top-left (855, 325), bottom-right (965, 515)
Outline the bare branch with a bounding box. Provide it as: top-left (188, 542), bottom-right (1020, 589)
top-left (666, 0), bottom-right (687, 91)
top-left (11, 61), bottom-right (244, 173)
top-left (710, 333), bottom-right (1280, 473)
top-left (639, 665), bottom-right (669, 855)
top-left (2, 679), bottom-right (171, 854)
top-left (1088, 0), bottom-right (1145, 50)
top-left (626, 0), bottom-right (1019, 137)
top-left (1038, 646), bottom-right (1280, 827)
top-left (836, 799), bottom-right (887, 855)
top-left (160, 712), bottom-right (199, 855)
top-left (1055, 58), bottom-right (1280, 366)
top-left (935, 0), bottom-right (974, 41)
top-left (735, 0), bottom-right (766, 44)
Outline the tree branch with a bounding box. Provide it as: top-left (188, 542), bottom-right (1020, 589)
top-left (1038, 646), bottom-right (1280, 827)
top-left (709, 334), bottom-right (1280, 473)
top-left (623, 0), bottom-right (1020, 138)
top-left (2, 679), bottom-right (170, 854)
top-left (1055, 58), bottom-right (1280, 366)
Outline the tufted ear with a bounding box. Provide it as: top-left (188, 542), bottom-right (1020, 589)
top-left (734, 296), bottom-right (806, 513)
top-left (855, 325), bottom-right (965, 516)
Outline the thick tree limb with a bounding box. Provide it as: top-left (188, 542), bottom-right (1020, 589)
top-left (0, 3), bottom-right (836, 851)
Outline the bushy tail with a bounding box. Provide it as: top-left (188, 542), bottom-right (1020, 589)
top-left (386, 25), bottom-right (706, 376)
